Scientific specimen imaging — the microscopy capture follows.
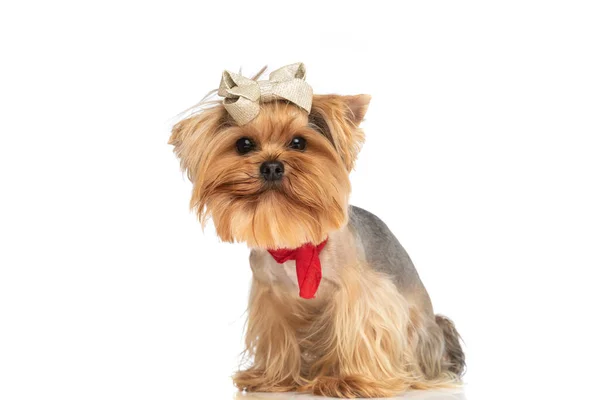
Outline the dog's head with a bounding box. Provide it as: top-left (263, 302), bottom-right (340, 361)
top-left (170, 80), bottom-right (369, 248)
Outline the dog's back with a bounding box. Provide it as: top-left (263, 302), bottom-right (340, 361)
top-left (348, 205), bottom-right (433, 312)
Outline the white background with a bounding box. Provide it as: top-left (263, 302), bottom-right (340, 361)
top-left (1, 1), bottom-right (599, 399)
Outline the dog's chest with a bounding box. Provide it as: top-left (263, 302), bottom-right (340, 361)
top-left (279, 260), bottom-right (299, 286)
top-left (249, 250), bottom-right (300, 289)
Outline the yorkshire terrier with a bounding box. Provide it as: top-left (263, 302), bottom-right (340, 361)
top-left (169, 63), bottom-right (465, 398)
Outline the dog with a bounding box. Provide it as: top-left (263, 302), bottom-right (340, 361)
top-left (169, 63), bottom-right (465, 398)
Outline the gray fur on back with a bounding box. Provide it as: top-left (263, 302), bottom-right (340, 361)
top-left (348, 205), bottom-right (433, 312)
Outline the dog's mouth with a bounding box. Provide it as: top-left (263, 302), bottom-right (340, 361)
top-left (261, 180), bottom-right (284, 191)
top-left (215, 174), bottom-right (302, 206)
top-left (253, 178), bottom-right (300, 204)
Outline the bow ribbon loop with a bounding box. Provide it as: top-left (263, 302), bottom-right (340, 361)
top-left (217, 62), bottom-right (313, 125)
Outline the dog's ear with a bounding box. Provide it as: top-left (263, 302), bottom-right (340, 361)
top-left (309, 94), bottom-right (371, 171)
top-left (169, 105), bottom-right (229, 181)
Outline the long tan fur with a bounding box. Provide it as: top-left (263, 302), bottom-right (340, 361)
top-left (235, 253), bottom-right (461, 398)
top-left (231, 226), bottom-right (462, 398)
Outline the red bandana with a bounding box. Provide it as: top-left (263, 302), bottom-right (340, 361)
top-left (267, 239), bottom-right (328, 299)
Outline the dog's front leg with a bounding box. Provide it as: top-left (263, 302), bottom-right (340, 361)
top-left (233, 278), bottom-right (302, 392)
top-left (302, 266), bottom-right (421, 398)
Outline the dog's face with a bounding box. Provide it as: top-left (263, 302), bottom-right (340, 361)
top-left (170, 94), bottom-right (370, 248)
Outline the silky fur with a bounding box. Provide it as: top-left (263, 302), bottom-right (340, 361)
top-left (170, 90), bottom-right (463, 397)
top-left (236, 227), bottom-right (460, 398)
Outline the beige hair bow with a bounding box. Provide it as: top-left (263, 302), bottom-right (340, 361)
top-left (217, 62), bottom-right (313, 125)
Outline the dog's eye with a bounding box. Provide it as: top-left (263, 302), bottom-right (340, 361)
top-left (235, 137), bottom-right (255, 155)
top-left (289, 137), bottom-right (307, 151)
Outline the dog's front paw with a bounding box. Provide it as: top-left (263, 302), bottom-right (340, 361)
top-left (233, 368), bottom-right (297, 393)
top-left (308, 375), bottom-right (402, 398)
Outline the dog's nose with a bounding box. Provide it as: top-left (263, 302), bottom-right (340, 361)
top-left (260, 161), bottom-right (284, 182)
